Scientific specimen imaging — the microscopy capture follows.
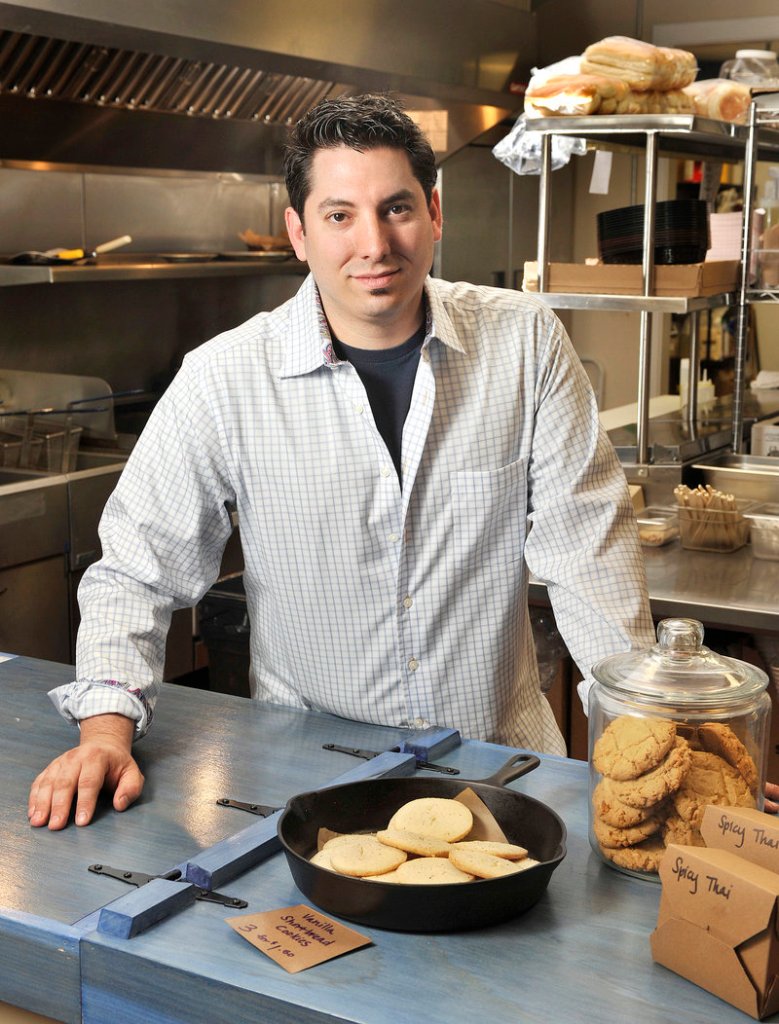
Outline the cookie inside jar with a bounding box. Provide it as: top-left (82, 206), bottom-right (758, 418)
top-left (587, 618), bottom-right (770, 879)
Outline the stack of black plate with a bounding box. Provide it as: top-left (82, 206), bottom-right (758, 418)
top-left (597, 200), bottom-right (710, 265)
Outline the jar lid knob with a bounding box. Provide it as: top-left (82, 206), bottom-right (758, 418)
top-left (656, 618), bottom-right (704, 654)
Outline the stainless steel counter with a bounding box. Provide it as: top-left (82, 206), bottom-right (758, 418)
top-left (642, 542), bottom-right (779, 633)
top-left (530, 542), bottom-right (779, 635)
top-left (608, 390), bottom-right (779, 470)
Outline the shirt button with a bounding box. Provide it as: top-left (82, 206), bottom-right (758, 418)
top-left (354, 403), bottom-right (364, 414)
top-left (408, 657), bottom-right (419, 672)
top-left (403, 595), bottom-right (413, 609)
top-left (380, 465), bottom-right (391, 477)
top-left (388, 532), bottom-right (400, 543)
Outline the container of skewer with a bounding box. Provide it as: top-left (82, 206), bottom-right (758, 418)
top-left (674, 484), bottom-right (752, 552)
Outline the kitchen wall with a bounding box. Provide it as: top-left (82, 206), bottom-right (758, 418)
top-left (0, 167), bottom-right (303, 404)
top-left (438, 141), bottom-right (574, 288)
top-left (536, 0), bottom-right (779, 63)
top-left (0, 165), bottom-right (285, 256)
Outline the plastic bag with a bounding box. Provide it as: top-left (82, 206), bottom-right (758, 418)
top-left (493, 55), bottom-right (587, 176)
top-left (492, 114), bottom-right (587, 176)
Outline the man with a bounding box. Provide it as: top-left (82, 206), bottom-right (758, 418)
top-left (29, 93), bottom-right (656, 831)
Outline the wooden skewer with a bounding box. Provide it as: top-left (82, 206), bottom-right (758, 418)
top-left (674, 483), bottom-right (745, 550)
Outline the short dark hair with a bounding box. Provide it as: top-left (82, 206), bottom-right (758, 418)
top-left (283, 93), bottom-right (438, 220)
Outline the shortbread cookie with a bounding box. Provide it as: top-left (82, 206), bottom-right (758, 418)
top-left (592, 811), bottom-right (662, 849)
top-left (329, 836), bottom-right (408, 877)
top-left (593, 716), bottom-right (676, 781)
top-left (507, 857), bottom-right (541, 872)
top-left (388, 797), bottom-right (473, 843)
top-left (673, 750), bottom-right (756, 829)
top-left (391, 858), bottom-right (475, 884)
top-left (310, 849), bottom-right (336, 870)
top-left (698, 722), bottom-right (759, 791)
top-left (606, 737), bottom-right (692, 809)
top-left (449, 847), bottom-right (532, 879)
top-left (592, 778), bottom-right (659, 827)
top-left (362, 869), bottom-right (404, 883)
top-left (600, 837), bottom-right (666, 874)
top-left (450, 840), bottom-right (528, 860)
top-left (322, 832), bottom-right (375, 851)
top-left (376, 828), bottom-right (452, 857)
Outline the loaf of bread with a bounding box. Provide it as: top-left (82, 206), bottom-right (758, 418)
top-left (581, 36), bottom-right (697, 91)
top-left (682, 78), bottom-right (751, 123)
top-left (525, 74), bottom-right (693, 118)
top-left (524, 73), bottom-right (630, 117)
top-left (614, 89), bottom-right (693, 114)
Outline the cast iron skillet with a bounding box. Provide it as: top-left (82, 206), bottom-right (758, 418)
top-left (279, 752), bottom-right (567, 932)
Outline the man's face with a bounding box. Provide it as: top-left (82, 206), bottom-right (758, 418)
top-left (285, 145), bottom-right (442, 348)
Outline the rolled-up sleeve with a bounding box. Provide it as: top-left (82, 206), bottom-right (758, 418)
top-left (48, 359), bottom-right (236, 736)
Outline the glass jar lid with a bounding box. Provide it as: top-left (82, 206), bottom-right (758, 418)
top-left (735, 49), bottom-right (777, 59)
top-left (591, 618), bottom-right (768, 707)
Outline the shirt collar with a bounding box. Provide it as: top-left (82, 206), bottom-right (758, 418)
top-left (278, 274), bottom-right (465, 379)
top-left (423, 276), bottom-right (466, 355)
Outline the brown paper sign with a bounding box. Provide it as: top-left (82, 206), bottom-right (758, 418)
top-left (701, 805), bottom-right (779, 874)
top-left (225, 904), bottom-right (372, 973)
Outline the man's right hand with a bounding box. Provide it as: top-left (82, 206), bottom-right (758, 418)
top-left (28, 713), bottom-right (145, 830)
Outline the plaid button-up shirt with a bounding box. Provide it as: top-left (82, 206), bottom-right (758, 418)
top-left (51, 274), bottom-right (654, 754)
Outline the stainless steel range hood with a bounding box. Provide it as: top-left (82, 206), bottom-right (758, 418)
top-left (0, 0), bottom-right (532, 174)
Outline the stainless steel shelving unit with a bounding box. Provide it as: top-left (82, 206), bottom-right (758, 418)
top-left (0, 256), bottom-right (307, 287)
top-left (531, 292), bottom-right (733, 313)
top-left (529, 112), bottom-right (779, 470)
top-left (736, 92), bottom-right (779, 452)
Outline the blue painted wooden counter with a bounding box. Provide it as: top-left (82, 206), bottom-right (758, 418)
top-left (0, 656), bottom-right (766, 1023)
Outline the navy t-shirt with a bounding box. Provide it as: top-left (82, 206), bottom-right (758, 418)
top-left (333, 322), bottom-right (425, 482)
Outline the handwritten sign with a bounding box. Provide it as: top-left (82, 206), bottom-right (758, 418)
top-left (225, 904), bottom-right (372, 973)
top-left (702, 805), bottom-right (779, 874)
top-left (670, 853), bottom-right (732, 899)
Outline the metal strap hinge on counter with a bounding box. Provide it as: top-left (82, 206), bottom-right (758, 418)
top-left (215, 799), bottom-right (280, 816)
top-left (89, 863), bottom-right (247, 940)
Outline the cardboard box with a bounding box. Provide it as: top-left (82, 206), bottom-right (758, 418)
top-left (752, 418), bottom-right (779, 459)
top-left (522, 259), bottom-right (740, 297)
top-left (628, 484), bottom-right (645, 512)
top-left (701, 805), bottom-right (779, 875)
top-left (651, 842), bottom-right (779, 1019)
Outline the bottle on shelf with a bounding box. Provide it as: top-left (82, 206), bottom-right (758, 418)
top-left (679, 358), bottom-right (716, 407)
top-left (757, 168), bottom-right (779, 288)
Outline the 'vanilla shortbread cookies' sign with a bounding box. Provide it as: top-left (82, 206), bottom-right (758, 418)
top-left (226, 904), bottom-right (371, 973)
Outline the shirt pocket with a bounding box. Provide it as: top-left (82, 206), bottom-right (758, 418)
top-left (451, 458), bottom-right (528, 567)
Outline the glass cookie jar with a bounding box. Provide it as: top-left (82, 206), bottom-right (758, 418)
top-left (588, 618), bottom-right (770, 879)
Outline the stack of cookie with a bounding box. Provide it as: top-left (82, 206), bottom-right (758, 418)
top-left (591, 716), bottom-right (758, 875)
top-left (310, 796), bottom-right (539, 884)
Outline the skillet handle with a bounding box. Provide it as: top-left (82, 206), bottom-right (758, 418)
top-left (480, 752), bottom-right (540, 789)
